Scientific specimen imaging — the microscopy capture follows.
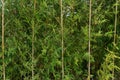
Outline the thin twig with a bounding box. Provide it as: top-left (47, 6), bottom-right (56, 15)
top-left (1, 0), bottom-right (5, 80)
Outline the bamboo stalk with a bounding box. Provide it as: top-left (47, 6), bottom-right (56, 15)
top-left (32, 0), bottom-right (36, 80)
top-left (114, 0), bottom-right (117, 45)
top-left (88, 0), bottom-right (92, 80)
top-left (60, 0), bottom-right (64, 79)
top-left (1, 0), bottom-right (5, 80)
top-left (112, 0), bottom-right (118, 80)
top-left (32, 18), bottom-right (35, 80)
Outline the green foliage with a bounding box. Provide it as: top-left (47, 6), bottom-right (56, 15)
top-left (0, 0), bottom-right (120, 80)
top-left (97, 50), bottom-right (120, 80)
top-left (83, 52), bottom-right (95, 63)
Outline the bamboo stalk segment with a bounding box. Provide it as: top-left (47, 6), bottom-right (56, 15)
top-left (1, 0), bottom-right (5, 80)
top-left (60, 0), bottom-right (64, 79)
top-left (88, 0), bottom-right (92, 80)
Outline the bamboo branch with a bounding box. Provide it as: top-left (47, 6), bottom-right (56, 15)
top-left (1, 0), bottom-right (5, 80)
top-left (88, 0), bottom-right (92, 80)
top-left (60, 0), bottom-right (64, 79)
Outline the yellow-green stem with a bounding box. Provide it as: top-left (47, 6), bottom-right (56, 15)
top-left (112, 0), bottom-right (118, 80)
top-left (32, 0), bottom-right (36, 80)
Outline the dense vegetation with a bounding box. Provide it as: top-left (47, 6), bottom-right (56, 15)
top-left (0, 0), bottom-right (120, 80)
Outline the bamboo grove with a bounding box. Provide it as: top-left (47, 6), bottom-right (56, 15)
top-left (0, 0), bottom-right (120, 80)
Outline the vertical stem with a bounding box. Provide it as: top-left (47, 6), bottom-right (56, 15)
top-left (32, 0), bottom-right (36, 80)
top-left (112, 0), bottom-right (117, 80)
top-left (1, 0), bottom-right (5, 80)
top-left (60, 0), bottom-right (64, 79)
top-left (114, 0), bottom-right (117, 44)
top-left (88, 0), bottom-right (91, 80)
top-left (32, 18), bottom-right (35, 80)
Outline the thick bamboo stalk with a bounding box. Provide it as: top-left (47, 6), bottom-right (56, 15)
top-left (1, 0), bottom-right (5, 80)
top-left (60, 0), bottom-right (64, 79)
top-left (88, 0), bottom-right (92, 80)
